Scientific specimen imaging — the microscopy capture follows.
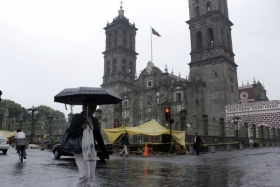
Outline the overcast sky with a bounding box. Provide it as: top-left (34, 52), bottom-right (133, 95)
top-left (1, 0), bottom-right (280, 118)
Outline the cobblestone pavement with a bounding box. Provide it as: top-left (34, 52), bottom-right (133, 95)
top-left (0, 146), bottom-right (280, 187)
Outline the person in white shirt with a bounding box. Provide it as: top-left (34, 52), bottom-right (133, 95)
top-left (14, 129), bottom-right (27, 159)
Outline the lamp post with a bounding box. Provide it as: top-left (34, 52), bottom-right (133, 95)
top-left (48, 115), bottom-right (53, 137)
top-left (232, 115), bottom-right (241, 140)
top-left (28, 106), bottom-right (38, 144)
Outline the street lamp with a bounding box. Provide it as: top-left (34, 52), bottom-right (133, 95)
top-left (28, 106), bottom-right (38, 144)
top-left (232, 115), bottom-right (241, 140)
top-left (48, 115), bottom-right (53, 137)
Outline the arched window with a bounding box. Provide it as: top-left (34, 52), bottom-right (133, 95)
top-left (206, 2), bottom-right (211, 12)
top-left (115, 30), bottom-right (118, 36)
top-left (207, 27), bottom-right (214, 46)
top-left (195, 6), bottom-right (200, 17)
top-left (123, 39), bottom-right (126, 47)
top-left (221, 29), bottom-right (224, 44)
top-left (129, 34), bottom-right (132, 40)
top-left (115, 39), bottom-right (118, 47)
top-left (129, 62), bottom-right (133, 73)
top-left (123, 30), bottom-right (126, 36)
top-left (122, 59), bottom-right (126, 72)
top-left (196, 31), bottom-right (203, 49)
top-left (113, 59), bottom-right (117, 73)
top-left (107, 61), bottom-right (110, 74)
top-left (227, 33), bottom-right (232, 50)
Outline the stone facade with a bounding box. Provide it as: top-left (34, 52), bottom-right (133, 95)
top-left (100, 1), bottom-right (240, 138)
top-left (226, 100), bottom-right (280, 139)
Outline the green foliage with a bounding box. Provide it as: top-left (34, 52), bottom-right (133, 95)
top-left (0, 99), bottom-right (66, 124)
top-left (0, 99), bottom-right (27, 121)
top-left (253, 139), bottom-right (259, 144)
top-left (36, 105), bottom-right (66, 123)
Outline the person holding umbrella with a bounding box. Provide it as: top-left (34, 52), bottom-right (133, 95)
top-left (68, 99), bottom-right (109, 187)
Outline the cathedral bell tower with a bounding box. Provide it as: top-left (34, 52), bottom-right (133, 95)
top-left (186, 0), bottom-right (239, 125)
top-left (101, 5), bottom-right (138, 93)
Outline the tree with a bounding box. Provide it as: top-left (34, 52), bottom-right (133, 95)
top-left (36, 105), bottom-right (66, 124)
top-left (0, 99), bottom-right (27, 121)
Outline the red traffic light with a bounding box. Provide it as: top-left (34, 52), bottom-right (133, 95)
top-left (164, 108), bottom-right (170, 113)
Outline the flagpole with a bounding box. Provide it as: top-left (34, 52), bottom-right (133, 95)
top-left (150, 26), bottom-right (153, 63)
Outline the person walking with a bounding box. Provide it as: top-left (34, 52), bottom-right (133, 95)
top-left (68, 99), bottom-right (109, 187)
top-left (119, 131), bottom-right (129, 157)
top-left (193, 132), bottom-right (202, 155)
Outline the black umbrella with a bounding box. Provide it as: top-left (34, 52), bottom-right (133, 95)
top-left (54, 87), bottom-right (122, 105)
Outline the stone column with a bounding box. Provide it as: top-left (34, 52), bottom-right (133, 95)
top-left (219, 117), bottom-right (225, 136)
top-left (0, 112), bottom-right (4, 130)
top-left (179, 109), bottom-right (186, 131)
top-left (267, 127), bottom-right (270, 139)
top-left (202, 114), bottom-right (208, 136)
top-left (273, 128), bottom-right (276, 140)
top-left (253, 124), bottom-right (256, 139)
top-left (244, 122), bottom-right (249, 138)
top-left (261, 126), bottom-right (264, 139)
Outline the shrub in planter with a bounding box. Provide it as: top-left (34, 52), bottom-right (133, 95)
top-left (253, 139), bottom-right (259, 148)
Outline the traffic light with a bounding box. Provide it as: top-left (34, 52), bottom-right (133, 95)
top-left (164, 107), bottom-right (171, 122)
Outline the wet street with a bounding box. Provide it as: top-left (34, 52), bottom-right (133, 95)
top-left (0, 147), bottom-right (280, 187)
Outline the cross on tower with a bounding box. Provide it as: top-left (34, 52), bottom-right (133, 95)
top-left (120, 1), bottom-right (123, 9)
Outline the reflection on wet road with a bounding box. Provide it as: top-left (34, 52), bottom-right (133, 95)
top-left (0, 147), bottom-right (280, 187)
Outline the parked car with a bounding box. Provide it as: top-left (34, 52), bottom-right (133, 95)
top-left (0, 133), bottom-right (9, 154)
top-left (52, 143), bottom-right (114, 160)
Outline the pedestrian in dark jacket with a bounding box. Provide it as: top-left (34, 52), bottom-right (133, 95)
top-left (193, 132), bottom-right (202, 155)
top-left (119, 131), bottom-right (129, 157)
top-left (68, 99), bottom-right (109, 187)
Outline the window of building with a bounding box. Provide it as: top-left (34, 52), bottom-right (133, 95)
top-left (113, 59), bottom-right (117, 73)
top-left (115, 30), bottom-right (118, 36)
top-left (129, 62), bottom-right (132, 73)
top-left (123, 30), bottom-right (126, 36)
top-left (195, 99), bottom-right (199, 105)
top-left (115, 39), bottom-right (117, 47)
top-left (207, 27), bottom-right (214, 46)
top-left (231, 85), bottom-right (234, 93)
top-left (123, 100), bottom-right (128, 108)
top-left (227, 33), bottom-right (232, 50)
top-left (195, 86), bottom-right (198, 93)
top-left (221, 29), bottom-right (224, 44)
top-left (206, 2), bottom-right (211, 12)
top-left (195, 6), bottom-right (200, 17)
top-left (147, 96), bottom-right (153, 106)
top-left (147, 80), bottom-right (153, 88)
top-left (175, 92), bottom-right (182, 102)
top-left (107, 61), bottom-right (110, 74)
top-left (122, 59), bottom-right (126, 72)
top-left (123, 39), bottom-right (126, 47)
top-left (196, 31), bottom-right (202, 49)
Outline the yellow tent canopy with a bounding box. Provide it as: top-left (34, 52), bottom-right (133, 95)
top-left (0, 130), bottom-right (17, 139)
top-left (103, 119), bottom-right (186, 150)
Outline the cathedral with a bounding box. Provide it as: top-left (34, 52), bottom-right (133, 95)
top-left (100, 0), bottom-right (245, 137)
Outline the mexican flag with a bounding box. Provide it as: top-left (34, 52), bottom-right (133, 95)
top-left (151, 28), bottom-right (162, 37)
